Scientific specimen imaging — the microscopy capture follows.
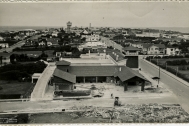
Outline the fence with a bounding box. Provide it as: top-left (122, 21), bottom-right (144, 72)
top-left (145, 58), bottom-right (189, 82)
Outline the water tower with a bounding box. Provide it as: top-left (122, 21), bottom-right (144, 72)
top-left (67, 21), bottom-right (72, 33)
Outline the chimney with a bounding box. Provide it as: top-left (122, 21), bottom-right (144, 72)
top-left (119, 67), bottom-right (121, 71)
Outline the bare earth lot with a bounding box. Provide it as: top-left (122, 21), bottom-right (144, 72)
top-left (29, 104), bottom-right (189, 123)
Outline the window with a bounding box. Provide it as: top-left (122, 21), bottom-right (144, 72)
top-left (171, 49), bottom-right (173, 51)
top-left (151, 48), bottom-right (153, 51)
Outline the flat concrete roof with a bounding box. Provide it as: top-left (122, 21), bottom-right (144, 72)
top-left (61, 58), bottom-right (114, 65)
top-left (32, 73), bottom-right (42, 78)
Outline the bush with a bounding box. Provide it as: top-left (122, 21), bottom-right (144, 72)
top-left (0, 61), bottom-right (47, 81)
top-left (151, 60), bottom-right (157, 65)
top-left (16, 114), bottom-right (29, 124)
top-left (185, 55), bottom-right (189, 58)
top-left (166, 60), bottom-right (188, 66)
top-left (162, 56), bottom-right (169, 59)
top-left (154, 56), bottom-right (161, 59)
top-left (0, 70), bottom-right (30, 80)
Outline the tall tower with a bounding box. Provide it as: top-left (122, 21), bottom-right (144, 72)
top-left (67, 21), bottom-right (72, 33)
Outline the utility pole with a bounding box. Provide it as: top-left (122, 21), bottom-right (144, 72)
top-left (165, 62), bottom-right (167, 70)
top-left (176, 66), bottom-right (178, 76)
top-left (158, 66), bottom-right (160, 84)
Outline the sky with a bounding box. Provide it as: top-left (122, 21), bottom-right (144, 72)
top-left (0, 2), bottom-right (189, 28)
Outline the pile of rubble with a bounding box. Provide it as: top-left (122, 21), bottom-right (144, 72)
top-left (69, 104), bottom-right (189, 123)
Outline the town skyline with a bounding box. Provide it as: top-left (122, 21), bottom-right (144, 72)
top-left (0, 2), bottom-right (189, 28)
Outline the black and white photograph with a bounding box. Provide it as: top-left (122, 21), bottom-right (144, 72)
top-left (0, 2), bottom-right (189, 124)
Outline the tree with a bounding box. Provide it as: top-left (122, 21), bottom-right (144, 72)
top-left (34, 41), bottom-right (39, 49)
top-left (182, 48), bottom-right (188, 55)
top-left (0, 56), bottom-right (2, 65)
top-left (39, 51), bottom-right (48, 61)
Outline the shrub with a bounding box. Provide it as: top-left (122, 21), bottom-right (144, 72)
top-left (16, 114), bottom-right (29, 124)
top-left (166, 60), bottom-right (187, 66)
top-left (154, 56), bottom-right (161, 59)
top-left (0, 61), bottom-right (47, 81)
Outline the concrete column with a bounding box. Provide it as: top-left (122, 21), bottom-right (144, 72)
top-left (106, 77), bottom-right (108, 83)
top-left (83, 77), bottom-right (85, 83)
top-left (96, 77), bottom-right (98, 83)
top-left (32, 77), bottom-right (33, 83)
top-left (124, 82), bottom-right (128, 91)
top-left (141, 81), bottom-right (145, 91)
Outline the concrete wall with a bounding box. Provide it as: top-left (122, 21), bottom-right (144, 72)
top-left (125, 56), bottom-right (139, 68)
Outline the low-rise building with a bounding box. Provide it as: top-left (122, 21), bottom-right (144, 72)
top-left (46, 38), bottom-right (60, 47)
top-left (166, 46), bottom-right (181, 56)
top-left (0, 42), bottom-right (9, 48)
top-left (53, 58), bottom-right (148, 91)
top-left (0, 36), bottom-right (5, 41)
top-left (81, 30), bottom-right (99, 42)
top-left (142, 44), bottom-right (165, 55)
top-left (135, 29), bottom-right (160, 38)
top-left (122, 46), bottom-right (142, 56)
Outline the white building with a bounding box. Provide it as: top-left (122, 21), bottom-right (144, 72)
top-left (166, 47), bottom-right (181, 56)
top-left (135, 29), bottom-right (160, 38)
top-left (81, 30), bottom-right (99, 42)
top-left (52, 32), bottom-right (59, 37)
top-left (0, 43), bottom-right (9, 48)
top-left (122, 30), bottom-right (129, 36)
top-left (182, 34), bottom-right (189, 40)
top-left (0, 36), bottom-right (5, 41)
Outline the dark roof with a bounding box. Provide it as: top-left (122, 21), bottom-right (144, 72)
top-left (69, 66), bottom-right (120, 76)
top-left (114, 67), bottom-right (147, 82)
top-left (68, 66), bottom-right (147, 82)
top-left (123, 46), bottom-right (142, 51)
top-left (56, 60), bottom-right (71, 66)
top-left (53, 68), bottom-right (76, 83)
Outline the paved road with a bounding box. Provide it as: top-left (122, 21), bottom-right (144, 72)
top-left (0, 93), bottom-right (177, 114)
top-left (0, 40), bottom-right (25, 53)
top-left (31, 65), bottom-right (56, 101)
top-left (139, 59), bottom-right (189, 113)
top-left (101, 36), bottom-right (123, 51)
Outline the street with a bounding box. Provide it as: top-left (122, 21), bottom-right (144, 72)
top-left (0, 40), bottom-right (25, 53)
top-left (139, 59), bottom-right (189, 113)
top-left (101, 36), bottom-right (123, 51)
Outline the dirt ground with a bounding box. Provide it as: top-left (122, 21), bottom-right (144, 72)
top-left (28, 104), bottom-right (189, 123)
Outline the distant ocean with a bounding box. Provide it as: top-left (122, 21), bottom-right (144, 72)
top-left (0, 26), bottom-right (62, 32)
top-left (0, 26), bottom-right (189, 33)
